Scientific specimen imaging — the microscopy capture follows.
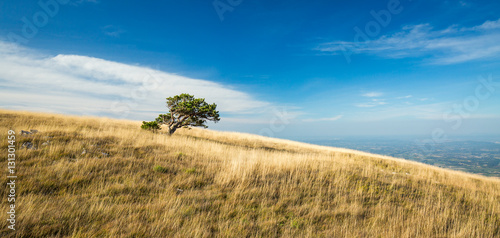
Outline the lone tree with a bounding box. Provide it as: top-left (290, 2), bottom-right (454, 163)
top-left (156, 93), bottom-right (220, 135)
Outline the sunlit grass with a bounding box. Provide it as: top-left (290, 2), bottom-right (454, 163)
top-left (0, 109), bottom-right (499, 237)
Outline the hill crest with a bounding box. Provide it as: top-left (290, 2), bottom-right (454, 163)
top-left (1, 109), bottom-right (499, 237)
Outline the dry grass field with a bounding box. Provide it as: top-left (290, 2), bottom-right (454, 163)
top-left (0, 109), bottom-right (499, 237)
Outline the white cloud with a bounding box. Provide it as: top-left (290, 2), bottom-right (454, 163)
top-left (101, 25), bottom-right (125, 37)
top-left (302, 115), bottom-right (343, 122)
top-left (356, 101), bottom-right (387, 108)
top-left (459, 1), bottom-right (468, 7)
top-left (356, 95), bottom-right (387, 108)
top-left (316, 18), bottom-right (500, 64)
top-left (0, 41), bottom-right (271, 120)
top-left (362, 92), bottom-right (383, 97)
top-left (469, 18), bottom-right (500, 31)
top-left (396, 95), bottom-right (412, 99)
top-left (73, 0), bottom-right (99, 4)
top-left (354, 102), bottom-right (450, 121)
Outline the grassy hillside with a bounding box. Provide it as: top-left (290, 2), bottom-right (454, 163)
top-left (0, 109), bottom-right (499, 237)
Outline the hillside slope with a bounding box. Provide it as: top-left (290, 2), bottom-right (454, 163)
top-left (1, 109), bottom-right (499, 237)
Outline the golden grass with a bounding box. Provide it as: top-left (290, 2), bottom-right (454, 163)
top-left (0, 109), bottom-right (499, 237)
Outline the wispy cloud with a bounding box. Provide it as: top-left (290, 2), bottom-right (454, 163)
top-left (362, 92), bottom-right (383, 97)
top-left (102, 25), bottom-right (125, 37)
top-left (396, 95), bottom-right (412, 99)
top-left (0, 41), bottom-right (271, 120)
top-left (316, 18), bottom-right (500, 64)
top-left (74, 0), bottom-right (99, 4)
top-left (356, 100), bottom-right (387, 108)
top-left (354, 102), bottom-right (450, 121)
top-left (357, 94), bottom-right (387, 108)
top-left (69, 0), bottom-right (99, 6)
top-left (302, 115), bottom-right (343, 122)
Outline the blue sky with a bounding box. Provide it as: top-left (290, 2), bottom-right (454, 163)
top-left (0, 0), bottom-right (500, 138)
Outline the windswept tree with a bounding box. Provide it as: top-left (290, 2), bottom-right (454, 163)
top-left (156, 93), bottom-right (220, 135)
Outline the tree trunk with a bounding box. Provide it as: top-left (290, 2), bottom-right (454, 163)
top-left (167, 126), bottom-right (176, 135)
top-left (167, 116), bottom-right (188, 135)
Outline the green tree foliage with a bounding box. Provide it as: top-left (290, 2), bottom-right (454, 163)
top-left (156, 93), bottom-right (220, 135)
top-left (141, 121), bottom-right (161, 133)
